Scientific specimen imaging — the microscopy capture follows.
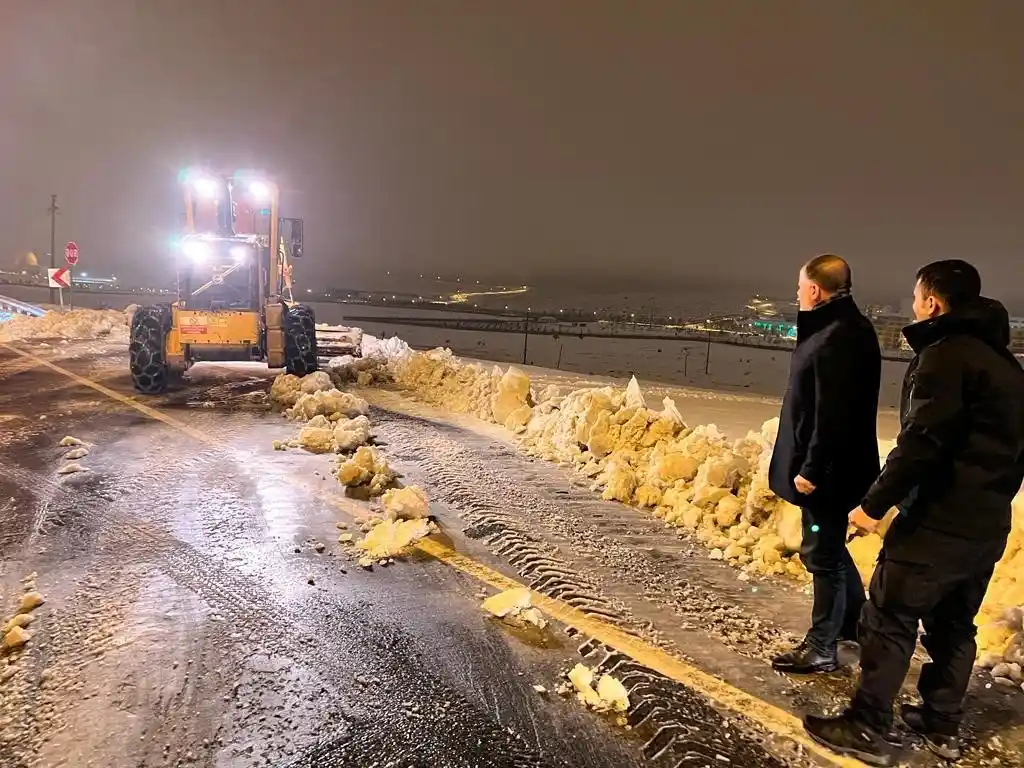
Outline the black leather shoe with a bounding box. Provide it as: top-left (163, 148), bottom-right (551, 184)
top-left (772, 642), bottom-right (839, 674)
top-left (804, 710), bottom-right (898, 767)
top-left (839, 624), bottom-right (860, 644)
top-left (900, 704), bottom-right (961, 760)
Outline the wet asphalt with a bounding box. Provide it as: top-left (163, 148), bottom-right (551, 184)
top-left (0, 342), bottom-right (792, 768)
top-left (1, 340), bottom-right (1021, 768)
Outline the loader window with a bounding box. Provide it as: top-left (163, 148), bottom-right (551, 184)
top-left (281, 217), bottom-right (303, 258)
top-left (177, 241), bottom-right (262, 311)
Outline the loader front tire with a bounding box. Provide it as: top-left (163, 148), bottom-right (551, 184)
top-left (284, 304), bottom-right (318, 376)
top-left (130, 305), bottom-right (171, 394)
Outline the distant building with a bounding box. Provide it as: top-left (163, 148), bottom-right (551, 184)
top-left (743, 294), bottom-right (1024, 354)
top-left (869, 313), bottom-right (910, 352)
top-left (1010, 318), bottom-right (1024, 353)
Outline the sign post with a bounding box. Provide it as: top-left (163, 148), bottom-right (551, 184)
top-left (48, 267), bottom-right (71, 309)
top-left (64, 241), bottom-right (79, 309)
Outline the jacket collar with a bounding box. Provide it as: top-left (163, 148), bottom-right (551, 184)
top-left (796, 293), bottom-right (860, 342)
top-left (902, 297), bottom-right (1014, 357)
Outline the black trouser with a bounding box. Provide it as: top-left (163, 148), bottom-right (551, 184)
top-left (800, 506), bottom-right (867, 654)
top-left (852, 526), bottom-right (1004, 734)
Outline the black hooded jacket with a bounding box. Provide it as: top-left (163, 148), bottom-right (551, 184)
top-left (861, 298), bottom-right (1024, 542)
top-left (769, 295), bottom-right (882, 513)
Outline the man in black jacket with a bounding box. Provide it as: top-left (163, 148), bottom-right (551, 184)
top-left (769, 254), bottom-right (882, 674)
top-left (806, 260), bottom-right (1024, 766)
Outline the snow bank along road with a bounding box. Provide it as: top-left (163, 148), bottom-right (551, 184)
top-left (1, 340), bottom-right (1021, 768)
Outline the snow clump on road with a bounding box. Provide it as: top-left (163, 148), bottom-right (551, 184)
top-left (336, 446), bottom-right (396, 496)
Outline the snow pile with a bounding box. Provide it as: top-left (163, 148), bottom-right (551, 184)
top-left (2, 581), bottom-right (44, 655)
top-left (520, 382), bottom-right (811, 582)
top-left (362, 334), bottom-right (413, 363)
top-left (381, 485), bottom-right (430, 521)
top-left (566, 663), bottom-right (630, 714)
top-left (269, 374), bottom-right (304, 408)
top-left (390, 349), bottom-right (533, 424)
top-left (270, 371), bottom-right (369, 420)
top-left (295, 414), bottom-right (372, 454)
top-left (286, 388), bottom-right (368, 422)
top-left (326, 355), bottom-right (386, 388)
top-left (336, 446), bottom-right (396, 496)
top-left (0, 307), bottom-right (133, 343)
top-left (481, 587), bottom-right (547, 629)
top-left (977, 497), bottom-right (1024, 673)
top-left (332, 415), bottom-right (373, 452)
top-left (324, 335), bottom-right (412, 388)
top-left (57, 435), bottom-right (91, 477)
top-left (355, 517), bottom-right (434, 561)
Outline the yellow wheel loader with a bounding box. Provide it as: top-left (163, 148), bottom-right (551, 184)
top-left (129, 168), bottom-right (317, 394)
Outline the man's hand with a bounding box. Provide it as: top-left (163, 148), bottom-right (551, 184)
top-left (793, 474), bottom-right (816, 495)
top-left (848, 506), bottom-right (878, 534)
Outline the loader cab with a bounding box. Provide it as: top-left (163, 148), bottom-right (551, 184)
top-left (128, 165), bottom-right (319, 396)
top-left (174, 233), bottom-right (264, 311)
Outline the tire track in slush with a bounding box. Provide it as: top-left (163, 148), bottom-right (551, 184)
top-left (372, 408), bottom-right (793, 768)
top-left (373, 408), bottom-right (793, 659)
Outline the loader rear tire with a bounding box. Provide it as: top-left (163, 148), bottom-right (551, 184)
top-left (130, 305), bottom-right (171, 394)
top-left (284, 304), bottom-right (318, 376)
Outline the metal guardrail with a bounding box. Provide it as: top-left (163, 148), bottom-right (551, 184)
top-left (0, 295), bottom-right (47, 322)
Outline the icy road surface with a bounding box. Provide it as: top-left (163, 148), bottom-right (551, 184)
top-left (0, 341), bottom-right (1020, 768)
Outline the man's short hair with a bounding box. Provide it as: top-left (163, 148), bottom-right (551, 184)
top-left (804, 254), bottom-right (852, 294)
top-left (916, 260), bottom-right (981, 310)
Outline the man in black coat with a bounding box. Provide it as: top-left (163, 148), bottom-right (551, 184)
top-left (769, 254), bottom-right (882, 674)
top-left (806, 260), bottom-right (1024, 766)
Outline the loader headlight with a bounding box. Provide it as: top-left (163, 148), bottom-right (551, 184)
top-left (230, 246), bottom-right (249, 262)
top-left (181, 241), bottom-right (211, 261)
top-left (248, 180), bottom-right (272, 201)
top-left (192, 177), bottom-right (218, 199)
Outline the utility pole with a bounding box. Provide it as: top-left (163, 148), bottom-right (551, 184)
top-left (47, 195), bottom-right (59, 305)
top-left (521, 313), bottom-right (530, 365)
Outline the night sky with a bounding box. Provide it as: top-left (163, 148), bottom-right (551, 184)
top-left (2, 1), bottom-right (1021, 306)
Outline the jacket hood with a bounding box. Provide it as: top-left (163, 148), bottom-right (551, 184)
top-left (903, 297), bottom-right (1012, 355)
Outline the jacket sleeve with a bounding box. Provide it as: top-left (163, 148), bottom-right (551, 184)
top-left (860, 345), bottom-right (964, 519)
top-left (797, 341), bottom-right (863, 486)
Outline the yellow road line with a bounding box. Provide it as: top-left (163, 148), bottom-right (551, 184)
top-left (0, 354), bottom-right (46, 376)
top-left (1, 344), bottom-right (213, 443)
top-left (2, 342), bottom-right (864, 768)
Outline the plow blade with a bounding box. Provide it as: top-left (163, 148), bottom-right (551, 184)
top-left (316, 324), bottom-right (363, 358)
